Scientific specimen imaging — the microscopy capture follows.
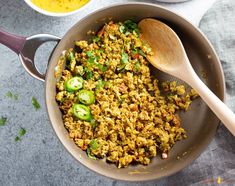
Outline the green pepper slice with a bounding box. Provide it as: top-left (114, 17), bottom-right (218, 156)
top-left (65, 77), bottom-right (83, 92)
top-left (78, 90), bottom-right (95, 105)
top-left (72, 104), bottom-right (91, 121)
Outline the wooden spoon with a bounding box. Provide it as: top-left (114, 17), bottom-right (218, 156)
top-left (139, 18), bottom-right (235, 136)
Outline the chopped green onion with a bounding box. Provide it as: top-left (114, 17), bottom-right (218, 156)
top-left (32, 97), bottom-right (41, 110)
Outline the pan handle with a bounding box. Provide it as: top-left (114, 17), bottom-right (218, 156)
top-left (0, 29), bottom-right (61, 82)
top-left (0, 29), bottom-right (26, 54)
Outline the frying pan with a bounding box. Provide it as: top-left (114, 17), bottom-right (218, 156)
top-left (0, 3), bottom-right (225, 181)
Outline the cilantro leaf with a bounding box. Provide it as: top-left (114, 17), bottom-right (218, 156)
top-left (123, 20), bottom-right (140, 36)
top-left (89, 139), bottom-right (99, 150)
top-left (134, 61), bottom-right (141, 72)
top-left (121, 52), bottom-right (128, 64)
top-left (86, 148), bottom-right (96, 160)
top-left (19, 128), bottom-right (26, 137)
top-left (32, 97), bottom-right (41, 110)
top-left (15, 136), bottom-right (20, 142)
top-left (119, 25), bottom-right (126, 34)
top-left (92, 36), bottom-right (100, 43)
top-left (90, 118), bottom-right (97, 130)
top-left (86, 51), bottom-right (93, 57)
top-left (96, 79), bottom-right (105, 90)
top-left (0, 117), bottom-right (7, 126)
top-left (6, 91), bottom-right (18, 100)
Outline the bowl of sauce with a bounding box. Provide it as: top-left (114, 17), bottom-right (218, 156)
top-left (24, 0), bottom-right (92, 17)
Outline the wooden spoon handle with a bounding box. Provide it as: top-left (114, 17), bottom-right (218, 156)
top-left (187, 68), bottom-right (235, 136)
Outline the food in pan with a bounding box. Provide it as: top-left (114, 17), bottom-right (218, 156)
top-left (55, 20), bottom-right (198, 168)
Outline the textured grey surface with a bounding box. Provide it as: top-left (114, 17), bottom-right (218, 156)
top-left (0, 0), bottom-right (234, 185)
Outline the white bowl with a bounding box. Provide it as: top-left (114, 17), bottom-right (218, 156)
top-left (24, 0), bottom-right (93, 17)
top-left (156, 0), bottom-right (191, 2)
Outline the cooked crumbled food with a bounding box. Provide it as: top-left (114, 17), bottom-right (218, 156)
top-left (55, 20), bottom-right (198, 168)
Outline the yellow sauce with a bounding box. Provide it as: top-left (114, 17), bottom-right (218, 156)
top-left (31, 0), bottom-right (89, 13)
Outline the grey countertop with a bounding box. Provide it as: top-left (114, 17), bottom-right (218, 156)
top-left (0, 0), bottom-right (234, 186)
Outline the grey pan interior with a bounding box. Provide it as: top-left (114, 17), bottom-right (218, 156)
top-left (45, 3), bottom-right (225, 181)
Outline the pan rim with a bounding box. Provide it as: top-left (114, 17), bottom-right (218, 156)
top-left (45, 2), bottom-right (225, 182)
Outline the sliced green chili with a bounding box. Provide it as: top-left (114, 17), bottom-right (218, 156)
top-left (65, 77), bottom-right (83, 92)
top-left (78, 90), bottom-right (95, 105)
top-left (72, 104), bottom-right (92, 121)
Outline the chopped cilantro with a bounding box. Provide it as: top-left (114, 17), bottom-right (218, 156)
top-left (6, 91), bottom-right (18, 100)
top-left (138, 49), bottom-right (146, 57)
top-left (0, 117), bottom-right (7, 126)
top-left (67, 51), bottom-right (75, 61)
top-left (132, 48), bottom-right (146, 57)
top-left (123, 20), bottom-right (140, 36)
top-left (119, 25), bottom-right (126, 34)
top-left (15, 136), bottom-right (20, 142)
top-left (121, 52), bottom-right (129, 64)
top-left (96, 79), bottom-right (105, 90)
top-left (89, 139), bottom-right (99, 150)
top-left (15, 127), bottom-right (26, 142)
top-left (134, 61), bottom-right (141, 72)
top-left (84, 67), bottom-right (93, 80)
top-left (19, 128), bottom-right (26, 137)
top-left (92, 36), bottom-right (100, 43)
top-left (90, 118), bottom-right (97, 129)
top-left (32, 97), bottom-right (41, 110)
top-left (86, 148), bottom-right (96, 160)
top-left (87, 56), bottom-right (96, 63)
top-left (86, 51), bottom-right (93, 57)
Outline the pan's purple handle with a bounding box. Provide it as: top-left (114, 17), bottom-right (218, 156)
top-left (0, 28), bottom-right (61, 82)
top-left (0, 29), bottom-right (26, 54)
